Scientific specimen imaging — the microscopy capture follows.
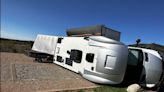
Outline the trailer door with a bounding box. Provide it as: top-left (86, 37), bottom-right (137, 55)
top-left (124, 49), bottom-right (144, 83)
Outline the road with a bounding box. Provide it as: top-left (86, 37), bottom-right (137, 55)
top-left (0, 52), bottom-right (98, 92)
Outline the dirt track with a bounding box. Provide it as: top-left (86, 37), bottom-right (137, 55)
top-left (0, 52), bottom-right (98, 92)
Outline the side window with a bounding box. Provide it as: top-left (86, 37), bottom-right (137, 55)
top-left (57, 38), bottom-right (63, 43)
top-left (70, 49), bottom-right (82, 63)
top-left (86, 53), bottom-right (94, 63)
top-left (128, 50), bottom-right (139, 66)
top-left (128, 49), bottom-right (143, 66)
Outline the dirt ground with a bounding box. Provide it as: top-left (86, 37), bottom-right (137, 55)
top-left (0, 52), bottom-right (98, 92)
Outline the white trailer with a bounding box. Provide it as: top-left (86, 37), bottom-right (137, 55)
top-left (32, 34), bottom-right (128, 84)
top-left (31, 34), bottom-right (163, 88)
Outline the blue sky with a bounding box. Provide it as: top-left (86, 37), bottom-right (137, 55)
top-left (1, 0), bottom-right (164, 45)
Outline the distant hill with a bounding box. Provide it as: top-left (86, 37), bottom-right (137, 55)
top-left (0, 38), bottom-right (33, 53)
top-left (129, 43), bottom-right (164, 53)
top-left (1, 38), bottom-right (164, 54)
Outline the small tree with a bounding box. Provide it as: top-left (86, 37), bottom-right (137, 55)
top-left (136, 39), bottom-right (141, 47)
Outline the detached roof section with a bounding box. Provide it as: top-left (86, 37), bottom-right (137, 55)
top-left (66, 25), bottom-right (121, 41)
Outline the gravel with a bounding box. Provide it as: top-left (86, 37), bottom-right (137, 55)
top-left (14, 64), bottom-right (81, 80)
top-left (1, 52), bottom-right (98, 92)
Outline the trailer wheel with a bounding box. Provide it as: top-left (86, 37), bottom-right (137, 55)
top-left (38, 58), bottom-right (42, 62)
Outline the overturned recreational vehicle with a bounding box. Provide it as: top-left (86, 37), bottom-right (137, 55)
top-left (32, 34), bottom-right (128, 84)
top-left (31, 25), bottom-right (163, 88)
